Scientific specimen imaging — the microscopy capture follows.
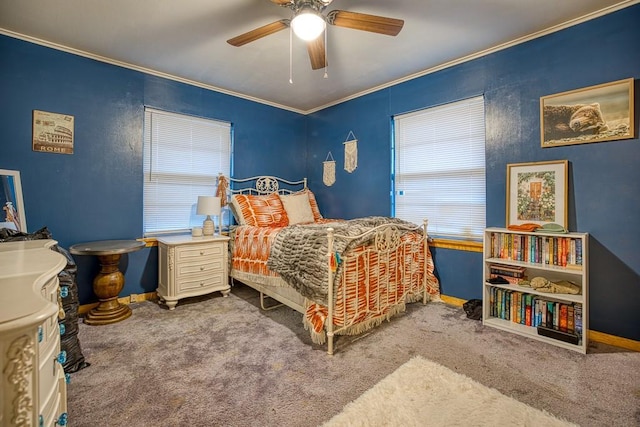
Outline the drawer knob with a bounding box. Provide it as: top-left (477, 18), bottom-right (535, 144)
top-left (59, 323), bottom-right (66, 335)
top-left (200, 266), bottom-right (205, 271)
top-left (56, 412), bottom-right (68, 426)
top-left (200, 282), bottom-right (205, 286)
top-left (38, 326), bottom-right (43, 343)
top-left (56, 350), bottom-right (67, 365)
top-left (60, 286), bottom-right (69, 298)
top-left (200, 250), bottom-right (205, 255)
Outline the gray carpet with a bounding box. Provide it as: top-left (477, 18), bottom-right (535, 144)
top-left (67, 283), bottom-right (640, 426)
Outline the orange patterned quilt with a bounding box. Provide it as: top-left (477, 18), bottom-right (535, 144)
top-left (230, 220), bottom-right (440, 343)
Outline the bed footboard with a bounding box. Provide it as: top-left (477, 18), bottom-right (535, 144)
top-left (322, 219), bottom-right (436, 355)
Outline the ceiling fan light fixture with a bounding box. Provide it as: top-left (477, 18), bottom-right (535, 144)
top-left (291, 9), bottom-right (326, 41)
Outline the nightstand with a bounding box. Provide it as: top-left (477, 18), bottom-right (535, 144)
top-left (156, 234), bottom-right (230, 310)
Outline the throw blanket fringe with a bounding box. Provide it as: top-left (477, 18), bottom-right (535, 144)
top-left (303, 292), bottom-right (427, 345)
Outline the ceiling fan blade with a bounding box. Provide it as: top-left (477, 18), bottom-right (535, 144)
top-left (227, 20), bottom-right (289, 47)
top-left (307, 35), bottom-right (327, 70)
top-left (327, 10), bottom-right (404, 36)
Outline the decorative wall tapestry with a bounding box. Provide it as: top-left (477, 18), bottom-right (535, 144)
top-left (343, 131), bottom-right (358, 173)
top-left (323, 152), bottom-right (336, 186)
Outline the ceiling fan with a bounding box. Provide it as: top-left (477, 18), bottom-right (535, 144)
top-left (227, 0), bottom-right (404, 70)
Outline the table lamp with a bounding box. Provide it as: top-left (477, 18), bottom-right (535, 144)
top-left (196, 196), bottom-right (221, 236)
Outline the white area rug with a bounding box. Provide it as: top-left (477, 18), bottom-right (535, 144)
top-left (324, 356), bottom-right (577, 427)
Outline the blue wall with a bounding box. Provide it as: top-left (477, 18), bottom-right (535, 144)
top-left (1, 5), bottom-right (639, 341)
top-left (307, 6), bottom-right (640, 341)
top-left (0, 36), bottom-right (306, 303)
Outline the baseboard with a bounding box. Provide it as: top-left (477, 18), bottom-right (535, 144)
top-left (77, 292), bottom-right (639, 352)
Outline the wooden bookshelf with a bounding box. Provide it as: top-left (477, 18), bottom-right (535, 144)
top-left (482, 227), bottom-right (589, 353)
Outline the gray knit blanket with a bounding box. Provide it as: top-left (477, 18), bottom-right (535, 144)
top-left (266, 216), bottom-right (422, 305)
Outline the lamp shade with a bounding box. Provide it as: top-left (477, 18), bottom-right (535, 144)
top-left (196, 196), bottom-right (221, 216)
top-left (291, 9), bottom-right (326, 41)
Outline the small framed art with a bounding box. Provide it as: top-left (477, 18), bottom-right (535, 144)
top-left (540, 78), bottom-right (634, 147)
top-left (32, 109), bottom-right (74, 154)
top-left (506, 160), bottom-right (568, 228)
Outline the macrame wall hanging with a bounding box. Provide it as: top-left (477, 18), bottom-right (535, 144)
top-left (343, 131), bottom-right (358, 173)
top-left (323, 152), bottom-right (336, 186)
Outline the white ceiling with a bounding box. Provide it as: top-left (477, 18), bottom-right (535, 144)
top-left (0, 0), bottom-right (635, 114)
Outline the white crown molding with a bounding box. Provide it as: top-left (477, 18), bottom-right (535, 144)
top-left (1, 0), bottom-right (636, 116)
top-left (304, 0), bottom-right (638, 114)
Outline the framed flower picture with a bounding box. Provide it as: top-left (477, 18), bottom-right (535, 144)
top-left (506, 160), bottom-right (568, 228)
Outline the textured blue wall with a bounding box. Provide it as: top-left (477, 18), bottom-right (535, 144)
top-left (1, 5), bottom-right (638, 341)
top-left (308, 6), bottom-right (640, 341)
top-left (0, 36), bottom-right (306, 304)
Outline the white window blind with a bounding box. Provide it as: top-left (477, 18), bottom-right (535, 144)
top-left (394, 96), bottom-right (485, 240)
top-left (143, 108), bottom-right (231, 235)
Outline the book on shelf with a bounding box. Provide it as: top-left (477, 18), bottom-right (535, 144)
top-left (489, 273), bottom-right (523, 285)
top-left (575, 304), bottom-right (583, 336)
top-left (487, 286), bottom-right (582, 339)
top-left (559, 304), bottom-right (568, 332)
top-left (489, 263), bottom-right (526, 277)
top-left (489, 231), bottom-right (583, 267)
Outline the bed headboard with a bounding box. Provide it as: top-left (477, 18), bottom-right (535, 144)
top-left (226, 175), bottom-right (308, 196)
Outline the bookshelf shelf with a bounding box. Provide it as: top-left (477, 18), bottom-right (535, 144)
top-left (482, 227), bottom-right (589, 353)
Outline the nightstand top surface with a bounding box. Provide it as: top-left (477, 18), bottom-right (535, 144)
top-left (156, 234), bottom-right (229, 245)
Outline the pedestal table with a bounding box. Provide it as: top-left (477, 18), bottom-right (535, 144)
top-left (70, 239), bottom-right (145, 325)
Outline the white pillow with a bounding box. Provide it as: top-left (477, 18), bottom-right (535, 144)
top-left (280, 193), bottom-right (315, 225)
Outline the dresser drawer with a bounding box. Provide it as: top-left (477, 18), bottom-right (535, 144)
top-left (39, 375), bottom-right (63, 427)
top-left (39, 338), bottom-right (63, 419)
top-left (40, 277), bottom-right (60, 354)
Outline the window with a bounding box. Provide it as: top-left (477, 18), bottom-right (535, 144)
top-left (143, 108), bottom-right (231, 236)
top-left (393, 96), bottom-right (485, 240)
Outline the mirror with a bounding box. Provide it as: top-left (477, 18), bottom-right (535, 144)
top-left (0, 169), bottom-right (27, 232)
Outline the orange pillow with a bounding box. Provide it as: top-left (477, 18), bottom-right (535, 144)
top-left (232, 194), bottom-right (289, 227)
top-left (306, 190), bottom-right (323, 222)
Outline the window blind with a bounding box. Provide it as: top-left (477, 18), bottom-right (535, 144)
top-left (394, 96), bottom-right (486, 240)
top-left (143, 108), bottom-right (231, 235)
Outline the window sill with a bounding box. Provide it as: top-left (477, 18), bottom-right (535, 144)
top-left (429, 238), bottom-right (483, 252)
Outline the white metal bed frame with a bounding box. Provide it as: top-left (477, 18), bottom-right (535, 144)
top-left (226, 175), bottom-right (432, 355)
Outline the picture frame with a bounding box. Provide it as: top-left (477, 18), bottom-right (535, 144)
top-left (0, 169), bottom-right (27, 232)
top-left (32, 109), bottom-right (75, 154)
top-left (506, 160), bottom-right (568, 228)
top-left (540, 78), bottom-right (634, 147)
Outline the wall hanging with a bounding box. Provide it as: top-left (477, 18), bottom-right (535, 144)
top-left (32, 110), bottom-right (74, 154)
top-left (343, 131), bottom-right (358, 173)
top-left (323, 152), bottom-right (336, 186)
top-left (540, 77), bottom-right (634, 147)
top-left (506, 160), bottom-right (568, 229)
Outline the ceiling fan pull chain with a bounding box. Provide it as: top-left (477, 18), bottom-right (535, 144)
top-left (289, 25), bottom-right (293, 84)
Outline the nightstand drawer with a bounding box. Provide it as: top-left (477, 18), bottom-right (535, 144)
top-left (176, 258), bottom-right (224, 276)
top-left (177, 272), bottom-right (226, 292)
top-left (176, 243), bottom-right (224, 261)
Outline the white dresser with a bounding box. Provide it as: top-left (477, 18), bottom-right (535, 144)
top-left (0, 240), bottom-right (68, 427)
top-left (156, 235), bottom-right (230, 310)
